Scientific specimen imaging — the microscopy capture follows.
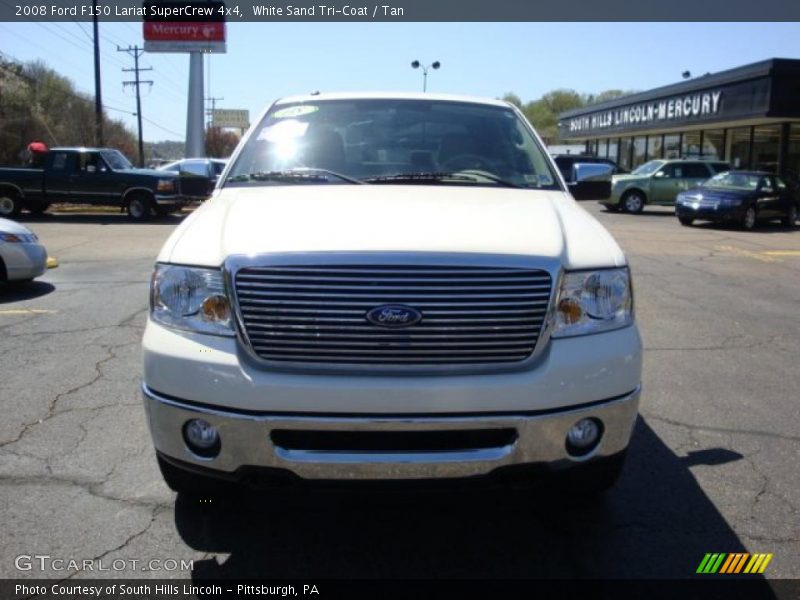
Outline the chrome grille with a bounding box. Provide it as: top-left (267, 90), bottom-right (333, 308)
top-left (234, 265), bottom-right (552, 367)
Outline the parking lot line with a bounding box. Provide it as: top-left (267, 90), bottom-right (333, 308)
top-left (713, 245), bottom-right (782, 263)
top-left (0, 309), bottom-right (56, 315)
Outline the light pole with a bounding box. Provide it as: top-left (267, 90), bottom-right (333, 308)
top-left (411, 60), bottom-right (441, 92)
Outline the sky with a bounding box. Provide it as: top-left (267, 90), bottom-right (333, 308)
top-left (1, 21), bottom-right (799, 143)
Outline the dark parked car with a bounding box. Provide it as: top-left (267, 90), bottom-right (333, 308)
top-left (157, 158), bottom-right (227, 196)
top-left (553, 154), bottom-right (619, 183)
top-left (0, 147), bottom-right (206, 220)
top-left (675, 171), bottom-right (799, 230)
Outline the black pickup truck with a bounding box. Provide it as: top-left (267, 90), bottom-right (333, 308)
top-left (0, 147), bottom-right (209, 221)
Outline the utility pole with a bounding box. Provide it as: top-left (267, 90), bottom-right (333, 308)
top-left (92, 0), bottom-right (103, 147)
top-left (117, 45), bottom-right (152, 167)
top-left (205, 96), bottom-right (224, 128)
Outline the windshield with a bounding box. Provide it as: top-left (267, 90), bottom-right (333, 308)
top-left (101, 150), bottom-right (133, 170)
top-left (631, 160), bottom-right (665, 176)
top-left (226, 99), bottom-right (559, 189)
top-left (705, 172), bottom-right (762, 191)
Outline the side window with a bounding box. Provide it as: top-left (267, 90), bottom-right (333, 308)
top-left (51, 153), bottom-right (68, 170)
top-left (759, 177), bottom-right (774, 193)
top-left (78, 153), bottom-right (106, 173)
top-left (683, 163), bottom-right (711, 178)
top-left (776, 177), bottom-right (787, 190)
top-left (182, 161), bottom-right (209, 176)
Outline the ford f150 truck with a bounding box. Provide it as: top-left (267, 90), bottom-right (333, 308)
top-left (0, 147), bottom-right (208, 220)
top-left (142, 93), bottom-right (642, 496)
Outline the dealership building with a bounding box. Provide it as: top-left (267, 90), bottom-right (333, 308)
top-left (557, 58), bottom-right (800, 178)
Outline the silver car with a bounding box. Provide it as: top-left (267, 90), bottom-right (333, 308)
top-left (0, 217), bottom-right (47, 283)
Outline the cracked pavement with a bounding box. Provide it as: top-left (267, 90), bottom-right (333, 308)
top-left (0, 205), bottom-right (797, 580)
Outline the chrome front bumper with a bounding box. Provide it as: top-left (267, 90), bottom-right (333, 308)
top-left (143, 383), bottom-right (640, 481)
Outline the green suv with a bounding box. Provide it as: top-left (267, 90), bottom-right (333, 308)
top-left (602, 159), bottom-right (729, 213)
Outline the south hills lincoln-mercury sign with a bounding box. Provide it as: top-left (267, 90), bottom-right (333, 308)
top-left (567, 90), bottom-right (723, 135)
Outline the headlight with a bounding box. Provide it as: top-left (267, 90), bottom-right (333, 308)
top-left (150, 264), bottom-right (234, 336)
top-left (552, 268), bottom-right (633, 338)
top-left (157, 179), bottom-right (176, 193)
top-left (0, 232), bottom-right (37, 243)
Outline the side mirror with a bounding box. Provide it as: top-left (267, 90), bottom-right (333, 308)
top-left (568, 163), bottom-right (612, 200)
top-left (654, 171), bottom-right (666, 178)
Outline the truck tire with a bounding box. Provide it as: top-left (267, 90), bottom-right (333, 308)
top-left (157, 455), bottom-right (232, 496)
top-left (126, 193), bottom-right (153, 221)
top-left (0, 191), bottom-right (22, 218)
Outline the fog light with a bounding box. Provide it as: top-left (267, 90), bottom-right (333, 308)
top-left (183, 419), bottom-right (220, 458)
top-left (566, 418), bottom-right (602, 456)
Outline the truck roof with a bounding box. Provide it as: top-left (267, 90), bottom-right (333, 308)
top-left (49, 147), bottom-right (116, 153)
top-left (273, 91), bottom-right (512, 108)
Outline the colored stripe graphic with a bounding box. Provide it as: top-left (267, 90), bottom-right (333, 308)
top-left (758, 554), bottom-right (773, 573)
top-left (732, 553), bottom-right (750, 573)
top-left (744, 553), bottom-right (774, 574)
top-left (700, 552), bottom-right (773, 574)
top-left (697, 553), bottom-right (728, 573)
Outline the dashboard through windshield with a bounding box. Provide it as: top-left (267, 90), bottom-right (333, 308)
top-left (226, 98), bottom-right (560, 189)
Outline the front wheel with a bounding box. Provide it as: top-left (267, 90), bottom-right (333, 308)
top-left (678, 215), bottom-right (694, 226)
top-left (0, 193), bottom-right (23, 218)
top-left (622, 191), bottom-right (645, 214)
top-left (782, 204), bottom-right (798, 227)
top-left (741, 205), bottom-right (757, 230)
top-left (127, 194), bottom-right (153, 221)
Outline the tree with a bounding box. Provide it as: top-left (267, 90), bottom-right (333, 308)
top-left (205, 127), bottom-right (239, 158)
top-left (501, 88), bottom-right (638, 144)
top-left (0, 58), bottom-right (138, 165)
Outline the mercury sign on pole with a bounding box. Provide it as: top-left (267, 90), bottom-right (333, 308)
top-left (142, 2), bottom-right (227, 158)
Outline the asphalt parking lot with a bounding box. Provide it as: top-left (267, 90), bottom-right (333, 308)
top-left (0, 202), bottom-right (798, 581)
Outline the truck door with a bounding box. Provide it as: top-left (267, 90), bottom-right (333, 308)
top-left (70, 152), bottom-right (120, 203)
top-left (43, 151), bottom-right (78, 202)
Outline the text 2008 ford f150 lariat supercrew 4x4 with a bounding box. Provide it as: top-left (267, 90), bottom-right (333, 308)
top-left (142, 93), bottom-right (642, 495)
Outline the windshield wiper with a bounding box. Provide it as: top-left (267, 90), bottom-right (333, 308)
top-left (231, 168), bottom-right (365, 185)
top-left (363, 171), bottom-right (523, 188)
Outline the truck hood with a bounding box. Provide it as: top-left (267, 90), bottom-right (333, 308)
top-left (159, 185), bottom-right (626, 270)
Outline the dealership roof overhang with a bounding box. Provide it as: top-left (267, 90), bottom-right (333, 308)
top-left (558, 58), bottom-right (800, 140)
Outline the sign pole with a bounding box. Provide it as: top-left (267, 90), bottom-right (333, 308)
top-left (186, 51), bottom-right (205, 158)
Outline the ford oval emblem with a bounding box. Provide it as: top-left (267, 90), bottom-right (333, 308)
top-left (365, 305), bottom-right (423, 328)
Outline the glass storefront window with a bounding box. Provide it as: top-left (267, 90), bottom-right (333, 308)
top-left (647, 135), bottom-right (663, 160)
top-left (608, 139), bottom-right (619, 165)
top-left (618, 138), bottom-right (632, 171)
top-left (751, 125), bottom-right (781, 173)
top-left (702, 129), bottom-right (725, 160)
top-left (664, 134), bottom-right (681, 158)
top-left (632, 137), bottom-right (647, 168)
top-left (596, 139), bottom-right (608, 159)
top-left (785, 124), bottom-right (800, 183)
top-left (727, 127), bottom-right (752, 169)
top-left (682, 131), bottom-right (702, 158)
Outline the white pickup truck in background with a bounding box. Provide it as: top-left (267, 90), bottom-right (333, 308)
top-left (141, 92), bottom-right (642, 496)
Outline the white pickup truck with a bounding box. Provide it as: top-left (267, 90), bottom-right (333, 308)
top-left (142, 93), bottom-right (642, 495)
